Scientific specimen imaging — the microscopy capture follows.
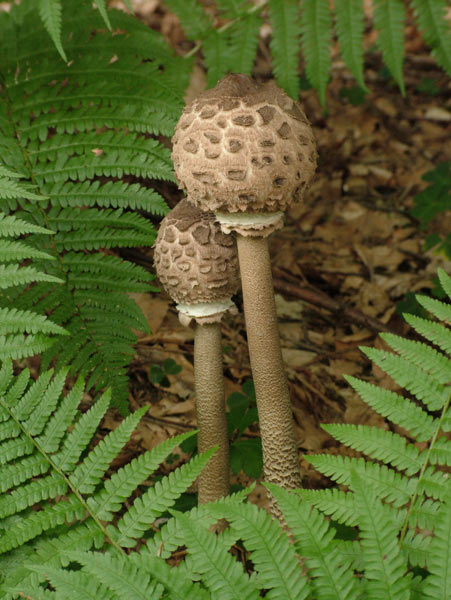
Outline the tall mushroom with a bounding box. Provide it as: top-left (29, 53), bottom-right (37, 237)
top-left (172, 74), bottom-right (317, 493)
top-left (153, 199), bottom-right (239, 504)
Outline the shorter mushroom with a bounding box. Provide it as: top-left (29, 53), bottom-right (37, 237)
top-left (154, 199), bottom-right (239, 504)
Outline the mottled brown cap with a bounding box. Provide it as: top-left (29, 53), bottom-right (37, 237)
top-left (154, 199), bottom-right (240, 322)
top-left (172, 73), bottom-right (317, 215)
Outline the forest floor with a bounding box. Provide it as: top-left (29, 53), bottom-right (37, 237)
top-left (108, 1), bottom-right (450, 510)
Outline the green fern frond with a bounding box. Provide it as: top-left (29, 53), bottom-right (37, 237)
top-left (329, 539), bottom-right (364, 571)
top-left (93, 0), bottom-right (112, 31)
top-left (144, 486), bottom-right (251, 559)
top-left (0, 1), bottom-right (185, 403)
top-left (410, 0), bottom-right (451, 75)
top-left (438, 268), bottom-right (451, 298)
top-left (420, 493), bottom-right (451, 599)
top-left (162, 0), bottom-right (212, 39)
top-left (169, 509), bottom-right (261, 600)
top-left (300, 0), bottom-right (332, 106)
top-left (322, 423), bottom-right (422, 475)
top-left (110, 448), bottom-right (217, 547)
top-left (380, 333), bottom-right (451, 384)
top-left (31, 132), bottom-right (175, 183)
top-left (297, 487), bottom-right (358, 526)
top-left (216, 0), bottom-right (247, 18)
top-left (209, 499), bottom-right (310, 600)
top-left (0, 213), bottom-right (52, 237)
top-left (87, 430), bottom-right (195, 521)
top-left (428, 436), bottom-right (451, 466)
top-left (0, 367), bottom-right (207, 593)
top-left (404, 313), bottom-right (451, 354)
top-left (0, 334), bottom-right (56, 361)
top-left (269, 0), bottom-right (302, 100)
top-left (415, 294), bottom-right (451, 324)
top-left (361, 346), bottom-right (448, 410)
top-left (38, 375), bottom-right (85, 453)
top-left (129, 552), bottom-right (211, 600)
top-left (350, 472), bottom-right (410, 600)
top-left (0, 240), bottom-right (55, 263)
top-left (44, 181), bottom-right (168, 214)
top-left (0, 176), bottom-right (42, 201)
top-left (203, 29), bottom-right (232, 88)
top-left (268, 483), bottom-right (360, 600)
top-left (0, 308), bottom-right (66, 336)
top-left (401, 529), bottom-right (432, 569)
top-left (38, 0), bottom-right (66, 62)
top-left (0, 264), bottom-right (63, 289)
top-left (307, 454), bottom-right (415, 505)
top-left (24, 564), bottom-right (115, 600)
top-left (229, 12), bottom-right (261, 76)
top-left (69, 406), bottom-right (148, 494)
top-left (63, 551), bottom-right (163, 599)
top-left (53, 391), bottom-right (110, 472)
top-left (344, 375), bottom-right (436, 442)
top-left (334, 0), bottom-right (367, 89)
top-left (373, 0), bottom-right (406, 94)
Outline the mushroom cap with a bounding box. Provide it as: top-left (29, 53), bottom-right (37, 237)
top-left (172, 73), bottom-right (317, 215)
top-left (154, 199), bottom-right (240, 307)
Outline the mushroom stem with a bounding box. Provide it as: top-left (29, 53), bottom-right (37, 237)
top-left (194, 321), bottom-right (230, 503)
top-left (237, 234), bottom-right (301, 490)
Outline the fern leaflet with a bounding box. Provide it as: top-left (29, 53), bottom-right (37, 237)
top-left (161, 0), bottom-right (212, 40)
top-left (269, 0), bottom-right (302, 100)
top-left (209, 499), bottom-right (310, 600)
top-left (229, 12), bottom-right (261, 76)
top-left (410, 0), bottom-right (451, 75)
top-left (38, 0), bottom-right (66, 61)
top-left (300, 0), bottom-right (332, 106)
top-left (268, 483), bottom-right (360, 599)
top-left (350, 472), bottom-right (410, 600)
top-left (334, 0), bottom-right (367, 89)
top-left (373, 0), bottom-right (406, 94)
top-left (420, 493), bottom-right (451, 599)
top-left (170, 509), bottom-right (261, 599)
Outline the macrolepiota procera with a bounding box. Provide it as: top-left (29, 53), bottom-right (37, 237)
top-left (172, 74), bottom-right (317, 493)
top-left (153, 199), bottom-right (239, 504)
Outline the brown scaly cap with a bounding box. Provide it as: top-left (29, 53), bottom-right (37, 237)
top-left (154, 199), bottom-right (240, 319)
top-left (172, 73), bottom-right (317, 215)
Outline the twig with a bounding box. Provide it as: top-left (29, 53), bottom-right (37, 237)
top-left (272, 268), bottom-right (394, 334)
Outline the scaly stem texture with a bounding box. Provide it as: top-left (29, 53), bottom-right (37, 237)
top-left (194, 322), bottom-right (230, 503)
top-left (237, 234), bottom-right (302, 491)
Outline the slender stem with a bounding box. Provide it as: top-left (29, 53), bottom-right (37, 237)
top-left (236, 235), bottom-right (302, 491)
top-left (194, 322), bottom-right (230, 503)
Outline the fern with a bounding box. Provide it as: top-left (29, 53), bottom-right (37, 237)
top-left (335, 0), bottom-right (367, 90)
top-left (269, 0), bottom-right (302, 100)
top-left (161, 0), bottom-right (213, 40)
top-left (228, 12), bottom-right (261, 77)
top-left (207, 499), bottom-right (310, 599)
top-left (410, 0), bottom-right (451, 75)
top-left (203, 30), bottom-right (233, 88)
top-left (350, 472), bottom-right (410, 600)
top-left (0, 172), bottom-right (66, 360)
top-left (300, 0), bottom-right (332, 107)
top-left (170, 509), bottom-right (261, 599)
top-left (38, 0), bottom-right (66, 62)
top-left (268, 483), bottom-right (361, 599)
top-left (0, 1), bottom-right (190, 408)
top-left (373, 0), bottom-right (406, 94)
top-left (0, 363), bottom-right (205, 596)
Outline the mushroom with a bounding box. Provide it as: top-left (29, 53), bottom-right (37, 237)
top-left (172, 74), bottom-right (317, 493)
top-left (153, 199), bottom-right (239, 504)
